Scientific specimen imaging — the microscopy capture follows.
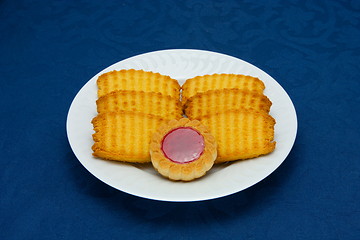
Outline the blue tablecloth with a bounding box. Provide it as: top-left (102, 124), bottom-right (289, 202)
top-left (1, 1), bottom-right (359, 239)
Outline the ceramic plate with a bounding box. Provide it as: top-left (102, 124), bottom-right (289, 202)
top-left (66, 49), bottom-right (297, 202)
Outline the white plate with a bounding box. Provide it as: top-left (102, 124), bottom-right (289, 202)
top-left (66, 49), bottom-right (297, 202)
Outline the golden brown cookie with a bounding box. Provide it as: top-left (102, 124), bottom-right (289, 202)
top-left (199, 109), bottom-right (276, 163)
top-left (150, 118), bottom-right (217, 181)
top-left (97, 69), bottom-right (180, 98)
top-left (184, 89), bottom-right (272, 119)
top-left (92, 111), bottom-right (167, 163)
top-left (181, 73), bottom-right (265, 104)
top-left (96, 90), bottom-right (183, 119)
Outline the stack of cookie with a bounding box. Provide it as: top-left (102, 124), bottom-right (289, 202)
top-left (91, 69), bottom-right (277, 181)
top-left (92, 69), bottom-right (182, 162)
top-left (182, 74), bottom-right (276, 163)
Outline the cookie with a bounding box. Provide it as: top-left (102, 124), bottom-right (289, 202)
top-left (97, 69), bottom-right (180, 98)
top-left (96, 90), bottom-right (183, 119)
top-left (92, 111), bottom-right (167, 162)
top-left (182, 73), bottom-right (265, 104)
top-left (150, 118), bottom-right (217, 181)
top-left (199, 109), bottom-right (276, 163)
top-left (184, 88), bottom-right (272, 119)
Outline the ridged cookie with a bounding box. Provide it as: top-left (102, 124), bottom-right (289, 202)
top-left (96, 90), bottom-right (183, 119)
top-left (184, 89), bottom-right (272, 119)
top-left (92, 111), bottom-right (167, 163)
top-left (199, 109), bottom-right (276, 163)
top-left (182, 73), bottom-right (265, 104)
top-left (97, 69), bottom-right (180, 98)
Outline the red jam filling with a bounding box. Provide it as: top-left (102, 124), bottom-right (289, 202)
top-left (161, 127), bottom-right (205, 164)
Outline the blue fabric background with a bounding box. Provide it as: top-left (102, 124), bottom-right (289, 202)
top-left (1, 0), bottom-right (359, 239)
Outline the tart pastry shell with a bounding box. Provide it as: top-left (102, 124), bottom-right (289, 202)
top-left (150, 118), bottom-right (217, 181)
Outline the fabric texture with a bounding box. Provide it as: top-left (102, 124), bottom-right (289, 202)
top-left (0, 0), bottom-right (359, 239)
